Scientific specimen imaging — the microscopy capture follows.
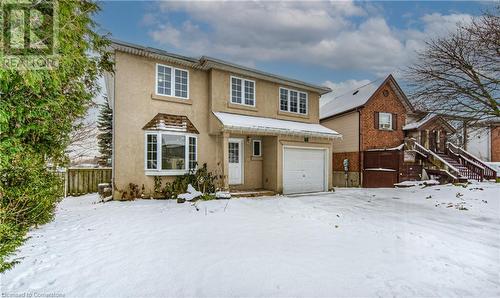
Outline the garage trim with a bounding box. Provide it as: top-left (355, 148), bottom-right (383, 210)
top-left (282, 145), bottom-right (329, 194)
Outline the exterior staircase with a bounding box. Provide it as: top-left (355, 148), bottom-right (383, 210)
top-left (404, 138), bottom-right (497, 182)
top-left (436, 153), bottom-right (475, 180)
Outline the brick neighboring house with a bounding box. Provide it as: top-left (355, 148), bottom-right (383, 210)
top-left (320, 75), bottom-right (413, 187)
top-left (320, 74), bottom-right (497, 187)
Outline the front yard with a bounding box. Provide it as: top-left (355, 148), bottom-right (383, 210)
top-left (1, 182), bottom-right (499, 297)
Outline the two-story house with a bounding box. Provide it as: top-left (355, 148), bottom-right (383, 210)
top-left (105, 40), bottom-right (340, 199)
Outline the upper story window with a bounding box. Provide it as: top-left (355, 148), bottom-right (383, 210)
top-left (279, 87), bottom-right (308, 115)
top-left (231, 76), bottom-right (255, 106)
top-left (156, 63), bottom-right (189, 99)
top-left (378, 112), bottom-right (393, 130)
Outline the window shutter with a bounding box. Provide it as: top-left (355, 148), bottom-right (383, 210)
top-left (374, 112), bottom-right (379, 129)
top-left (392, 114), bottom-right (397, 130)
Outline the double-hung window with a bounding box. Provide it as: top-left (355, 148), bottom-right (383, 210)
top-left (231, 76), bottom-right (255, 106)
top-left (145, 132), bottom-right (197, 175)
top-left (156, 64), bottom-right (189, 99)
top-left (378, 112), bottom-right (392, 130)
top-left (279, 87), bottom-right (308, 115)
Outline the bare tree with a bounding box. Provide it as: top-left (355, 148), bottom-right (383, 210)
top-left (406, 7), bottom-right (499, 124)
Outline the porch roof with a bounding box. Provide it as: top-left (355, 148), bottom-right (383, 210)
top-left (213, 112), bottom-right (341, 139)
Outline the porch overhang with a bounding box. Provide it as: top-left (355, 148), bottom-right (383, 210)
top-left (213, 112), bottom-right (341, 139)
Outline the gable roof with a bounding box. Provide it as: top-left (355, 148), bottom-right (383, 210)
top-left (320, 74), bottom-right (414, 120)
top-left (142, 113), bottom-right (199, 134)
top-left (110, 39), bottom-right (331, 95)
top-left (403, 113), bottom-right (456, 133)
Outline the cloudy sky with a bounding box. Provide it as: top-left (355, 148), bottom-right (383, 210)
top-left (94, 1), bottom-right (492, 102)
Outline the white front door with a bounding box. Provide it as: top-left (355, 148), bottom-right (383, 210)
top-left (283, 147), bottom-right (327, 194)
top-left (228, 139), bottom-right (243, 185)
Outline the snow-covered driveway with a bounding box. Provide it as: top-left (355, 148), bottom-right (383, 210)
top-left (2, 182), bottom-right (500, 297)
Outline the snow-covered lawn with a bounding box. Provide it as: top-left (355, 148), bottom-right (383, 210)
top-left (2, 182), bottom-right (500, 297)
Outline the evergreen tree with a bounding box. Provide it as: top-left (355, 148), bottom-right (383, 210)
top-left (0, 0), bottom-right (112, 271)
top-left (97, 97), bottom-right (113, 166)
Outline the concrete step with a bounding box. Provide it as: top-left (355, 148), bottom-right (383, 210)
top-left (230, 190), bottom-right (276, 198)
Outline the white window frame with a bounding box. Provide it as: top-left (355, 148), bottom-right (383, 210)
top-left (230, 75), bottom-right (256, 107)
top-left (379, 112), bottom-right (392, 130)
top-left (155, 63), bottom-right (190, 99)
top-left (144, 131), bottom-right (197, 176)
top-left (252, 139), bottom-right (262, 157)
top-left (279, 87), bottom-right (308, 115)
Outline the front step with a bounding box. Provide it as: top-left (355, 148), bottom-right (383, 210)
top-left (230, 190), bottom-right (276, 198)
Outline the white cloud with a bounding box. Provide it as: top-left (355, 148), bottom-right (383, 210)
top-left (146, 1), bottom-right (473, 76)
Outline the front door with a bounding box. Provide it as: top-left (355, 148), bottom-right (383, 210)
top-left (228, 139), bottom-right (243, 185)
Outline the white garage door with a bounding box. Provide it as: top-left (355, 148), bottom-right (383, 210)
top-left (283, 147), bottom-right (327, 194)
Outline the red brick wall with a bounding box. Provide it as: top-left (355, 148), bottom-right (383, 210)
top-left (360, 83), bottom-right (407, 151)
top-left (491, 126), bottom-right (500, 162)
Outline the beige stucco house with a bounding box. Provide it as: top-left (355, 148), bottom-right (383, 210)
top-left (105, 40), bottom-right (340, 199)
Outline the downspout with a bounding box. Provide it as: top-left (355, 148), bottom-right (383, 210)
top-left (111, 68), bottom-right (116, 198)
top-left (358, 109), bottom-right (362, 187)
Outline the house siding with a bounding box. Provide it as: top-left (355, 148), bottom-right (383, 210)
top-left (112, 50), bottom-right (331, 198)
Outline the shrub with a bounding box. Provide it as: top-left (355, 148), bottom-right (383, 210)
top-left (0, 152), bottom-right (63, 271)
top-left (159, 163), bottom-right (218, 200)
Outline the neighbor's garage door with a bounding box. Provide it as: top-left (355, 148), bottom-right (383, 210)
top-left (283, 147), bottom-right (327, 194)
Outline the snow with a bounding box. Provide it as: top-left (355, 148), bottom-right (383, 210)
top-left (320, 79), bottom-right (380, 119)
top-left (402, 113), bottom-right (436, 130)
top-left (365, 144), bottom-right (404, 151)
top-left (213, 111), bottom-right (340, 139)
top-left (394, 179), bottom-right (441, 187)
top-left (2, 182), bottom-right (500, 297)
top-left (177, 184), bottom-right (202, 201)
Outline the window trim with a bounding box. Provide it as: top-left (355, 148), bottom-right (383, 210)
top-left (144, 131), bottom-right (197, 176)
top-left (230, 75), bottom-right (256, 107)
top-left (252, 139), bottom-right (262, 157)
top-left (155, 63), bottom-right (190, 100)
top-left (378, 112), bottom-right (393, 130)
top-left (279, 87), bottom-right (308, 115)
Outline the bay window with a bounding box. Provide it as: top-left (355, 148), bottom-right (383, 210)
top-left (279, 87), bottom-right (308, 115)
top-left (145, 132), bottom-right (197, 175)
top-left (156, 63), bottom-right (189, 99)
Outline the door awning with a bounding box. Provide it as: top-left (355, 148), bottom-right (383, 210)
top-left (213, 112), bottom-right (341, 139)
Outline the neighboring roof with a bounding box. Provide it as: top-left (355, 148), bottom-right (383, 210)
top-left (213, 112), bottom-right (341, 139)
top-left (320, 74), bottom-right (414, 120)
top-left (402, 113), bottom-right (435, 130)
top-left (403, 113), bottom-right (456, 133)
top-left (320, 79), bottom-right (381, 119)
top-left (142, 113), bottom-right (199, 134)
top-left (110, 39), bottom-right (331, 95)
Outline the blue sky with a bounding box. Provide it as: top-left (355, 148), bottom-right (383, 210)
top-left (94, 1), bottom-right (493, 99)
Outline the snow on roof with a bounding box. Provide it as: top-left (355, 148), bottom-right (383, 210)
top-left (213, 112), bottom-right (341, 139)
top-left (320, 79), bottom-right (381, 119)
top-left (403, 113), bottom-right (436, 130)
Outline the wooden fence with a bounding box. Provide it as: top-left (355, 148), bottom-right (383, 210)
top-left (65, 168), bottom-right (112, 196)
